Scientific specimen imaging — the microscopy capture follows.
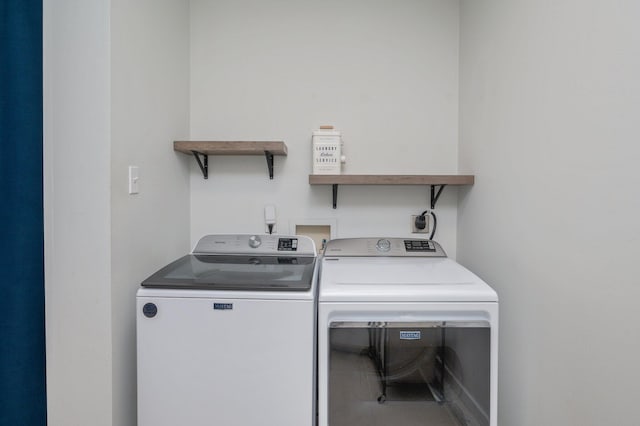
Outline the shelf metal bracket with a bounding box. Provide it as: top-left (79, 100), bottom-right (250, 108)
top-left (330, 184), bottom-right (445, 209)
top-left (264, 151), bottom-right (275, 179)
top-left (190, 150), bottom-right (277, 180)
top-left (191, 151), bottom-right (209, 179)
top-left (430, 184), bottom-right (446, 209)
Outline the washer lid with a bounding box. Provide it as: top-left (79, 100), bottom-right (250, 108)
top-left (142, 254), bottom-right (316, 291)
top-left (319, 257), bottom-right (497, 302)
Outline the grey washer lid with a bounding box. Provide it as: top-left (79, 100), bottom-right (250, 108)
top-left (141, 254), bottom-right (316, 291)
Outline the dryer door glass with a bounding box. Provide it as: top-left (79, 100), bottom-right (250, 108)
top-left (328, 322), bottom-right (491, 426)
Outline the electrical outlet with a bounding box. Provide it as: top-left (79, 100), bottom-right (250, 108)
top-left (264, 205), bottom-right (276, 234)
top-left (411, 215), bottom-right (429, 234)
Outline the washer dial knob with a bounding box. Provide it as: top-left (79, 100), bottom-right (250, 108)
top-left (249, 235), bottom-right (262, 248)
top-left (376, 239), bottom-right (391, 252)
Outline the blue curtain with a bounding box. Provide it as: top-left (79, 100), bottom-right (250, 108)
top-left (0, 0), bottom-right (46, 425)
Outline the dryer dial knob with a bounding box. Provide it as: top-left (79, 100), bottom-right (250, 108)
top-left (249, 235), bottom-right (262, 248)
top-left (376, 239), bottom-right (391, 252)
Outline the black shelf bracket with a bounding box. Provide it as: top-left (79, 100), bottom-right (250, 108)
top-left (430, 184), bottom-right (446, 209)
top-left (325, 183), bottom-right (450, 209)
top-left (192, 151), bottom-right (208, 179)
top-left (190, 150), bottom-right (279, 180)
top-left (264, 151), bottom-right (275, 179)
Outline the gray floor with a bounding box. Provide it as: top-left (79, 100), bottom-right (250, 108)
top-left (329, 351), bottom-right (463, 426)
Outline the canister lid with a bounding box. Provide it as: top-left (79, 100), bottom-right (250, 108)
top-left (313, 125), bottom-right (341, 137)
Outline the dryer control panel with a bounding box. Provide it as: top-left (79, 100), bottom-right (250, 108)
top-left (323, 238), bottom-right (446, 257)
top-left (404, 239), bottom-right (436, 252)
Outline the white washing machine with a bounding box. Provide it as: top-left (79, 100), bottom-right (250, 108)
top-left (137, 234), bottom-right (317, 426)
top-left (317, 238), bottom-right (498, 426)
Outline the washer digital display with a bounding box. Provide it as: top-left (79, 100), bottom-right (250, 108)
top-left (278, 238), bottom-right (298, 251)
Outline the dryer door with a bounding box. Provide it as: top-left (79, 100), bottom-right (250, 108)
top-left (328, 321), bottom-right (491, 426)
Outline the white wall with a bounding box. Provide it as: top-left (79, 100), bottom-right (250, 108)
top-left (43, 1), bottom-right (113, 424)
top-left (110, 1), bottom-right (191, 425)
top-left (46, 2), bottom-right (460, 425)
top-left (458, 1), bottom-right (640, 424)
top-left (47, 2), bottom-right (640, 425)
top-left (44, 1), bottom-right (191, 425)
top-left (189, 0), bottom-right (462, 254)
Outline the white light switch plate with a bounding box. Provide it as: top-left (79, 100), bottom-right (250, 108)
top-left (128, 166), bottom-right (139, 194)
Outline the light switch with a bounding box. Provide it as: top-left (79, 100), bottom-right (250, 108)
top-left (128, 166), bottom-right (139, 194)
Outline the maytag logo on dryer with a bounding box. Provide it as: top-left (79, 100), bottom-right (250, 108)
top-left (400, 331), bottom-right (421, 340)
top-left (213, 303), bottom-right (233, 310)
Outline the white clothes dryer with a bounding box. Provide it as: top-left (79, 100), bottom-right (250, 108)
top-left (317, 238), bottom-right (498, 426)
top-left (137, 234), bottom-right (317, 426)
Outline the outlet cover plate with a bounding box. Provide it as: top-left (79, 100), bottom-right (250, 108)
top-left (410, 215), bottom-right (429, 233)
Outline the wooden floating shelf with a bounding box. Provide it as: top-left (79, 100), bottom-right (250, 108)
top-left (174, 141), bottom-right (287, 156)
top-left (174, 141), bottom-right (288, 179)
top-left (308, 174), bottom-right (475, 208)
top-left (309, 174), bottom-right (474, 185)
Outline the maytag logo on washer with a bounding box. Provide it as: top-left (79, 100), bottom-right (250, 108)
top-left (213, 303), bottom-right (233, 310)
top-left (399, 331), bottom-right (421, 340)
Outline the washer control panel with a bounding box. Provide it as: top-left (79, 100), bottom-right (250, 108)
top-left (324, 238), bottom-right (446, 257)
top-left (193, 234), bottom-right (314, 256)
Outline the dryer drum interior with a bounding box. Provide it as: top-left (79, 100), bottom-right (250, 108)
top-left (328, 321), bottom-right (491, 426)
